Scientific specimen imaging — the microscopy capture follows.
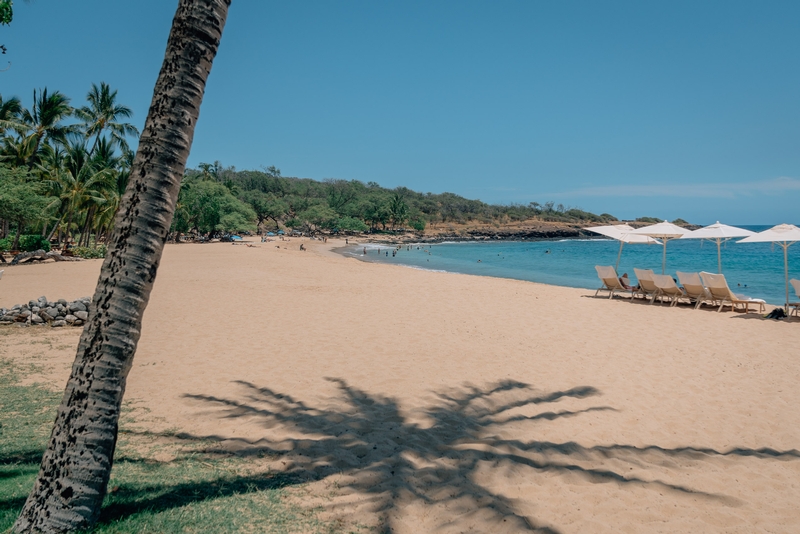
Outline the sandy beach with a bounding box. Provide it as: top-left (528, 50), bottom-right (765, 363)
top-left (2, 239), bottom-right (800, 533)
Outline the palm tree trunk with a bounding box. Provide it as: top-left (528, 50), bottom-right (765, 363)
top-left (11, 220), bottom-right (22, 250)
top-left (80, 207), bottom-right (95, 247)
top-left (13, 1), bottom-right (231, 532)
top-left (46, 213), bottom-right (65, 242)
top-left (89, 132), bottom-right (103, 157)
top-left (63, 208), bottom-right (74, 250)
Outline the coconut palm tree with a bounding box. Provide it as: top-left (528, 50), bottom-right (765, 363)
top-left (75, 82), bottom-right (140, 154)
top-left (40, 141), bottom-right (115, 248)
top-left (0, 94), bottom-right (23, 135)
top-left (0, 132), bottom-right (38, 166)
top-left (13, 1), bottom-right (232, 531)
top-left (19, 87), bottom-right (75, 165)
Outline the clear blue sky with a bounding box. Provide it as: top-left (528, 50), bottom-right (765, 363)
top-left (3, 1), bottom-right (799, 224)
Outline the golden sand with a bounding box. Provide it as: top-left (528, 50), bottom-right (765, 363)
top-left (2, 239), bottom-right (799, 533)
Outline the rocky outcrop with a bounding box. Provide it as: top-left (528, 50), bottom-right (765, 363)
top-left (0, 296), bottom-right (92, 327)
top-left (406, 227), bottom-right (594, 243)
top-left (9, 250), bottom-right (82, 265)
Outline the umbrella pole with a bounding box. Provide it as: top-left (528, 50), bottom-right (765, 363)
top-left (616, 241), bottom-right (624, 271)
top-left (717, 239), bottom-right (722, 274)
top-left (784, 243), bottom-right (789, 312)
top-left (662, 241), bottom-right (667, 274)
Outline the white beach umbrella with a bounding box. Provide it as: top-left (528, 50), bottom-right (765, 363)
top-left (586, 224), bottom-right (660, 271)
top-left (680, 221), bottom-right (755, 274)
top-left (738, 224), bottom-right (800, 311)
top-left (630, 221), bottom-right (690, 274)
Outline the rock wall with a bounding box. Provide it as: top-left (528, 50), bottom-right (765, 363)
top-left (0, 296), bottom-right (91, 327)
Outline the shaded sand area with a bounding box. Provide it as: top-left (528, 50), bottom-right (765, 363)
top-left (2, 240), bottom-right (800, 533)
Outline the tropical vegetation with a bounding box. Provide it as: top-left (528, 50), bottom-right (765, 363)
top-left (0, 83), bottom-right (137, 252)
top-left (175, 163), bottom-right (621, 239)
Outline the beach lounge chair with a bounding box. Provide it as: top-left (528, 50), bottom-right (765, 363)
top-left (699, 272), bottom-right (766, 313)
top-left (633, 268), bottom-right (659, 303)
top-left (594, 266), bottom-right (632, 299)
top-left (676, 271), bottom-right (716, 310)
top-left (651, 274), bottom-right (691, 307)
top-left (790, 279), bottom-right (800, 317)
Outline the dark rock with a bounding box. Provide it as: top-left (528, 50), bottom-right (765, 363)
top-left (68, 302), bottom-right (87, 312)
top-left (52, 320), bottom-right (67, 327)
top-left (30, 314), bottom-right (43, 324)
top-left (73, 320), bottom-right (83, 326)
top-left (64, 314), bottom-right (77, 325)
top-left (57, 299), bottom-right (67, 306)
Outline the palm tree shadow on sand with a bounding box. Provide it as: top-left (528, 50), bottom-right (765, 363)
top-left (174, 378), bottom-right (798, 533)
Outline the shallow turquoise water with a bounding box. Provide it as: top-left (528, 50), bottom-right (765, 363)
top-left (344, 225), bottom-right (800, 306)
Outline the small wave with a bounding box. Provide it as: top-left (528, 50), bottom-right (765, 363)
top-left (398, 264), bottom-right (450, 274)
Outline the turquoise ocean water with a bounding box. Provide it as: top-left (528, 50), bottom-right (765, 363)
top-left (342, 225), bottom-right (800, 306)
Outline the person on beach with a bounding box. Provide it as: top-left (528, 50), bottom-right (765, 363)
top-left (619, 273), bottom-right (637, 290)
top-left (363, 247), bottom-right (367, 255)
top-left (300, 244), bottom-right (306, 251)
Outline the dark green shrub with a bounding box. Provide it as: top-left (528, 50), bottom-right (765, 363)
top-left (71, 245), bottom-right (107, 259)
top-left (0, 237), bottom-right (11, 251)
top-left (410, 219), bottom-right (426, 232)
top-left (18, 234), bottom-right (51, 252)
top-left (336, 216), bottom-right (369, 233)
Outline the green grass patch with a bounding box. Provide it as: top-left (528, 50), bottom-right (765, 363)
top-left (0, 358), bottom-right (335, 533)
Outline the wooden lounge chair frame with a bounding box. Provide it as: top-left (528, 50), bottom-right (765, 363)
top-left (676, 271), bottom-right (717, 310)
top-left (633, 268), bottom-right (660, 303)
top-left (790, 279), bottom-right (800, 317)
top-left (651, 274), bottom-right (692, 307)
top-left (700, 272), bottom-right (766, 313)
top-left (594, 266), bottom-right (632, 299)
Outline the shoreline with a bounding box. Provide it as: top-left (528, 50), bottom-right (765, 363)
top-left (331, 240), bottom-right (791, 308)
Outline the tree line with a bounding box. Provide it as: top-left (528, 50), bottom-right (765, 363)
top-left (173, 162), bottom-right (621, 239)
